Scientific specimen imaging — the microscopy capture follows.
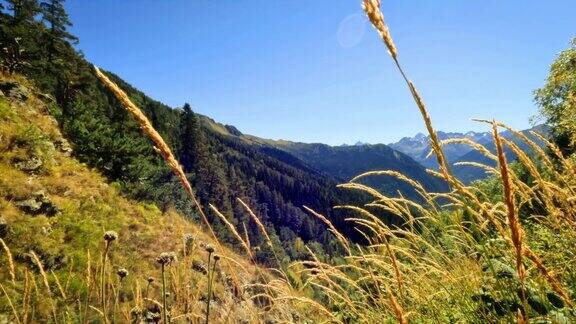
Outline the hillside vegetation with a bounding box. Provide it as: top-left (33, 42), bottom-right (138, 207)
top-left (0, 75), bottom-right (317, 322)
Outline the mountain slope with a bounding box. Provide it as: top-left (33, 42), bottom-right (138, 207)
top-left (390, 126), bottom-right (550, 183)
top-left (198, 117), bottom-right (448, 199)
top-left (0, 77), bottom-right (305, 322)
top-left (261, 141), bottom-right (448, 196)
top-left (389, 131), bottom-right (493, 169)
top-left (0, 3), bottom-right (347, 262)
top-left (451, 125), bottom-right (550, 183)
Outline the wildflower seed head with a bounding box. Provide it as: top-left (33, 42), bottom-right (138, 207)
top-left (205, 244), bottom-right (215, 254)
top-left (117, 268), bottom-right (128, 279)
top-left (147, 276), bottom-right (155, 283)
top-left (157, 252), bottom-right (177, 265)
top-left (213, 254), bottom-right (220, 262)
top-left (103, 230), bottom-right (118, 242)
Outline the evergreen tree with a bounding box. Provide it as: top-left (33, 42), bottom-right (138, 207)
top-left (179, 103), bottom-right (202, 172)
top-left (6, 0), bottom-right (39, 24)
top-left (40, 0), bottom-right (77, 44)
top-left (2, 0), bottom-right (41, 74)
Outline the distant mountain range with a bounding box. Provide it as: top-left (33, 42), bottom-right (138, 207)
top-left (390, 131), bottom-right (493, 169)
top-left (202, 115), bottom-right (551, 195)
top-left (389, 125), bottom-right (550, 183)
top-left (200, 116), bottom-right (449, 199)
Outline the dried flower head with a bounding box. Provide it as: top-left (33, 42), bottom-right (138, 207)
top-left (156, 252), bottom-right (177, 265)
top-left (103, 230), bottom-right (118, 242)
top-left (147, 276), bottom-right (155, 283)
top-left (205, 244), bottom-right (215, 254)
top-left (213, 254), bottom-right (220, 262)
top-left (117, 268), bottom-right (128, 279)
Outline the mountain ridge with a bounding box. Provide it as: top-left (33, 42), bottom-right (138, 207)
top-left (389, 125), bottom-right (550, 183)
top-left (198, 115), bottom-right (449, 198)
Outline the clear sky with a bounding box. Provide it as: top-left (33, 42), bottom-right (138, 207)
top-left (67, 1), bottom-right (575, 145)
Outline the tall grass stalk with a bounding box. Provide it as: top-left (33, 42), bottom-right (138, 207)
top-left (81, 249), bottom-right (92, 324)
top-left (94, 66), bottom-right (218, 245)
top-left (0, 283), bottom-right (21, 324)
top-left (30, 250), bottom-right (58, 322)
top-left (493, 121), bottom-right (527, 315)
top-left (100, 231), bottom-right (117, 323)
top-left (157, 252), bottom-right (176, 324)
top-left (0, 238), bottom-right (16, 286)
top-left (205, 253), bottom-right (219, 324)
top-left (161, 264), bottom-right (168, 323)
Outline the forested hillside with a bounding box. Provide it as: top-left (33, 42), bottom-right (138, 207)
top-left (249, 139), bottom-right (447, 199)
top-left (196, 117), bottom-right (448, 200)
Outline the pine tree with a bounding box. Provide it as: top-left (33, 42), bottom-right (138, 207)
top-left (2, 0), bottom-right (41, 74)
top-left (179, 103), bottom-right (202, 172)
top-left (40, 0), bottom-right (77, 64)
top-left (40, 0), bottom-right (77, 44)
top-left (6, 0), bottom-right (39, 24)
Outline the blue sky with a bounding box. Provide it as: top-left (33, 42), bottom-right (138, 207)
top-left (67, 1), bottom-right (575, 145)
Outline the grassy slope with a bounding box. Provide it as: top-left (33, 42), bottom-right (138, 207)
top-left (0, 75), bottom-right (303, 322)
